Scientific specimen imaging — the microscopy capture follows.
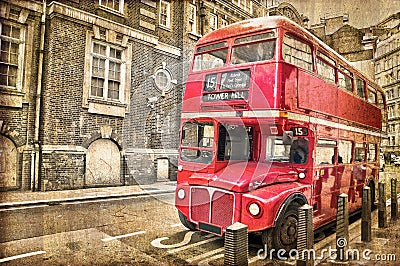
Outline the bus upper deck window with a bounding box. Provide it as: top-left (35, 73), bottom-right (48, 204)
top-left (231, 32), bottom-right (276, 65)
top-left (283, 34), bottom-right (313, 71)
top-left (193, 42), bottom-right (228, 72)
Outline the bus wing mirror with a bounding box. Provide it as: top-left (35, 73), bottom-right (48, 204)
top-left (182, 130), bottom-right (185, 139)
top-left (283, 131), bottom-right (293, 145)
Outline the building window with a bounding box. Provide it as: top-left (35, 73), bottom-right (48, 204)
top-left (159, 0), bottom-right (171, 28)
top-left (99, 0), bottom-right (124, 13)
top-left (189, 4), bottom-right (197, 34)
top-left (91, 42), bottom-right (123, 101)
top-left (0, 22), bottom-right (24, 90)
top-left (154, 68), bottom-right (172, 92)
top-left (221, 18), bottom-right (228, 28)
top-left (83, 29), bottom-right (131, 117)
top-left (209, 13), bottom-right (217, 32)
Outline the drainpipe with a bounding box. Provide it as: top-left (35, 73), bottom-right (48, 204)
top-left (199, 1), bottom-right (206, 36)
top-left (33, 0), bottom-right (46, 191)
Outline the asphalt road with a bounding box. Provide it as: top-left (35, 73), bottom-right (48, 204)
top-left (0, 170), bottom-right (398, 265)
top-left (0, 193), bottom-right (242, 265)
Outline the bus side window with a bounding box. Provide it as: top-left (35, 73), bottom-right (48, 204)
top-left (355, 143), bottom-right (366, 162)
top-left (290, 138), bottom-right (308, 164)
top-left (338, 140), bottom-right (353, 164)
top-left (315, 139), bottom-right (336, 165)
top-left (367, 143), bottom-right (376, 162)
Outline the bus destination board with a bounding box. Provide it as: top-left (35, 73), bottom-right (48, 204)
top-left (202, 90), bottom-right (248, 102)
top-left (220, 70), bottom-right (250, 90)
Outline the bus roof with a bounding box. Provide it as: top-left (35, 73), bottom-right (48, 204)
top-left (197, 16), bottom-right (383, 94)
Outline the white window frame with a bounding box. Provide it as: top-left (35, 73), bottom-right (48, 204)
top-left (159, 0), bottom-right (171, 29)
top-left (0, 21), bottom-right (25, 92)
top-left (189, 4), bottom-right (197, 34)
top-left (209, 13), bottom-right (218, 32)
top-left (90, 41), bottom-right (125, 102)
top-left (99, 0), bottom-right (124, 14)
top-left (82, 30), bottom-right (132, 117)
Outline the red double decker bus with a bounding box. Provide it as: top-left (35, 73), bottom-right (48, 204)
top-left (175, 16), bottom-right (385, 251)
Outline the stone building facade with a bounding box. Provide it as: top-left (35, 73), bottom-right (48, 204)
top-left (0, 0), bottom-right (309, 191)
top-left (374, 13), bottom-right (400, 159)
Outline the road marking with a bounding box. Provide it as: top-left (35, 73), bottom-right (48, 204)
top-left (151, 231), bottom-right (196, 249)
top-left (167, 236), bottom-right (219, 254)
top-left (0, 251), bottom-right (46, 263)
top-left (186, 247), bottom-right (224, 263)
top-left (0, 205), bottom-right (49, 212)
top-left (171, 223), bottom-right (183, 227)
top-left (101, 230), bottom-right (146, 242)
top-left (248, 255), bottom-right (261, 264)
top-left (198, 253), bottom-right (224, 266)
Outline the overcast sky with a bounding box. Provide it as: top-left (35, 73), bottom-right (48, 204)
top-left (285, 0), bottom-right (400, 28)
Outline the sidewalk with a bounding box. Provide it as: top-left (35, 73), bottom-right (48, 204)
top-left (0, 181), bottom-right (177, 209)
top-left (315, 198), bottom-right (400, 265)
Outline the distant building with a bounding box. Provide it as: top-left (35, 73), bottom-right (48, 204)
top-left (374, 13), bottom-right (400, 159)
top-left (310, 12), bottom-right (400, 160)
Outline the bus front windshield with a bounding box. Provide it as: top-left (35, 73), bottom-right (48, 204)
top-left (180, 121), bottom-right (214, 164)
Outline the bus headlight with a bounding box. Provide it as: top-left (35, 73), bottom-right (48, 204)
top-left (178, 165), bottom-right (183, 171)
top-left (299, 172), bottom-right (306, 179)
top-left (248, 202), bottom-right (261, 216)
top-left (177, 188), bottom-right (186, 200)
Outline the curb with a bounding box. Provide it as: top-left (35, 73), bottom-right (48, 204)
top-left (0, 188), bottom-right (176, 210)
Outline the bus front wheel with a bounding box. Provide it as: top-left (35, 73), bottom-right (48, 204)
top-left (263, 203), bottom-right (300, 253)
top-left (178, 211), bottom-right (196, 231)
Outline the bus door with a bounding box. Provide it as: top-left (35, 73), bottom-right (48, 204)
top-left (313, 139), bottom-right (337, 225)
top-left (351, 143), bottom-right (367, 209)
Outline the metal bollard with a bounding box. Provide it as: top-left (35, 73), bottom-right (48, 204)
top-left (224, 222), bottom-right (248, 266)
top-left (297, 204), bottom-right (314, 266)
top-left (336, 193), bottom-right (349, 261)
top-left (361, 186), bottom-right (371, 242)
top-left (378, 182), bottom-right (387, 228)
top-left (391, 178), bottom-right (398, 219)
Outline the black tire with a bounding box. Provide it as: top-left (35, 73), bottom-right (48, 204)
top-left (178, 211), bottom-right (196, 231)
top-left (269, 203), bottom-right (300, 253)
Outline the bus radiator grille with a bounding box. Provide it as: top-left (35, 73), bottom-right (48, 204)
top-left (211, 191), bottom-right (234, 227)
top-left (190, 187), bottom-right (210, 223)
top-left (190, 187), bottom-right (234, 227)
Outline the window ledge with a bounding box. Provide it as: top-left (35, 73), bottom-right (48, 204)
top-left (87, 98), bottom-right (127, 117)
top-left (97, 5), bottom-right (125, 18)
top-left (158, 25), bottom-right (172, 32)
top-left (188, 32), bottom-right (202, 40)
top-left (0, 89), bottom-right (24, 108)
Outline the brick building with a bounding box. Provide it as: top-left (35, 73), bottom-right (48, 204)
top-left (1, 0), bottom-right (185, 191)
